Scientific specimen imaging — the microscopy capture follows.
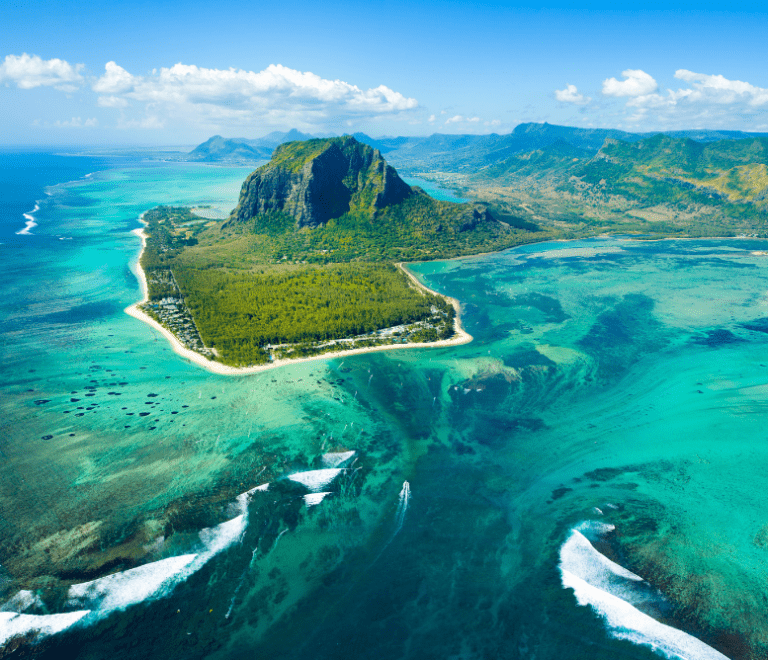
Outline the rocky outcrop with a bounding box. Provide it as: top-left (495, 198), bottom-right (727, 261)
top-left (227, 136), bottom-right (413, 229)
top-left (458, 206), bottom-right (495, 232)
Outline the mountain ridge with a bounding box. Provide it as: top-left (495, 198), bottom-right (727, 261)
top-left (187, 123), bottom-right (768, 167)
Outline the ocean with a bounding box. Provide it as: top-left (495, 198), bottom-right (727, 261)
top-left (1, 151), bottom-right (767, 659)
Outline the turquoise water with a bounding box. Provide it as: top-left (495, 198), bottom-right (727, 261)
top-left (2, 156), bottom-right (768, 659)
top-left (400, 175), bottom-right (469, 203)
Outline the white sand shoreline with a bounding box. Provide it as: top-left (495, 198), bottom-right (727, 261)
top-left (124, 215), bottom-right (473, 376)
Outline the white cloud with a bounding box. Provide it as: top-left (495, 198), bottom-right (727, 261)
top-left (0, 53), bottom-right (83, 91)
top-left (602, 69), bottom-right (657, 97)
top-left (597, 68), bottom-right (768, 130)
top-left (92, 61), bottom-right (418, 131)
top-left (674, 69), bottom-right (768, 106)
top-left (53, 117), bottom-right (98, 128)
top-left (93, 61), bottom-right (137, 94)
top-left (428, 114), bottom-right (436, 122)
top-left (555, 83), bottom-right (590, 105)
top-left (97, 95), bottom-right (129, 108)
top-left (443, 114), bottom-right (485, 127)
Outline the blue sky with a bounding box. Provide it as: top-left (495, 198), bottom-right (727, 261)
top-left (2, 0), bottom-right (768, 145)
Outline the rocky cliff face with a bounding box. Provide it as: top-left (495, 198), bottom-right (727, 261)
top-left (457, 205), bottom-right (495, 232)
top-left (227, 136), bottom-right (413, 228)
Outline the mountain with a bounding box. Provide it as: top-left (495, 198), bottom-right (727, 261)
top-left (253, 129), bottom-right (315, 148)
top-left (187, 129), bottom-right (318, 162)
top-left (483, 139), bottom-right (593, 181)
top-left (139, 137), bottom-right (543, 367)
top-left (578, 134), bottom-right (768, 208)
top-left (188, 135), bottom-right (272, 162)
top-left (457, 131), bottom-right (768, 240)
top-left (219, 135), bottom-right (533, 262)
top-left (188, 123), bottom-right (768, 168)
top-left (659, 129), bottom-right (768, 142)
top-left (227, 136), bottom-right (412, 229)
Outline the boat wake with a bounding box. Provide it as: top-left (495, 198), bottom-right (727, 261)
top-left (559, 521), bottom-right (729, 660)
top-left (393, 480), bottom-right (410, 538)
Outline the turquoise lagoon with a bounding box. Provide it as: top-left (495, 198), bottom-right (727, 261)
top-left (2, 153), bottom-right (768, 659)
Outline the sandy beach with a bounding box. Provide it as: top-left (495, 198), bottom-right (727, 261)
top-left (124, 218), bottom-right (473, 376)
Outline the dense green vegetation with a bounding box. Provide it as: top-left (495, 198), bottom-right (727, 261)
top-left (136, 138), bottom-right (553, 366)
top-left (141, 206), bottom-right (206, 299)
top-left (140, 203), bottom-right (462, 367)
top-left (141, 132), bottom-right (768, 368)
top-left (172, 264), bottom-right (454, 366)
top-left (191, 197), bottom-right (539, 266)
top-left (417, 133), bottom-right (768, 240)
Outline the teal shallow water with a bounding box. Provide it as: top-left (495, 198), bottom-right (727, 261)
top-left (2, 157), bottom-right (768, 658)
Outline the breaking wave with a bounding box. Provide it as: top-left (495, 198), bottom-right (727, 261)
top-left (559, 521), bottom-right (729, 660)
top-left (16, 203), bottom-right (39, 235)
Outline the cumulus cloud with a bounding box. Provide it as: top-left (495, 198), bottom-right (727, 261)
top-left (91, 61), bottom-right (418, 129)
top-left (597, 68), bottom-right (768, 129)
top-left (93, 61), bottom-right (137, 94)
top-left (555, 84), bottom-right (590, 105)
top-left (673, 69), bottom-right (768, 106)
top-left (0, 53), bottom-right (83, 91)
top-left (602, 69), bottom-right (658, 97)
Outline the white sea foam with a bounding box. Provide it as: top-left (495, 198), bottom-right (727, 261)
top-left (16, 204), bottom-right (40, 235)
top-left (561, 571), bottom-right (728, 660)
top-left (67, 554), bottom-right (197, 613)
top-left (394, 481), bottom-right (410, 536)
top-left (0, 610), bottom-right (90, 647)
top-left (560, 522), bottom-right (730, 660)
top-left (1, 590), bottom-right (43, 614)
top-left (321, 451), bottom-right (356, 468)
top-left (288, 468), bottom-right (343, 491)
top-left (3, 493), bottom-right (253, 649)
top-left (560, 529), bottom-right (645, 604)
top-left (304, 492), bottom-right (331, 507)
top-left (198, 515), bottom-right (246, 558)
top-left (65, 511), bottom-right (249, 615)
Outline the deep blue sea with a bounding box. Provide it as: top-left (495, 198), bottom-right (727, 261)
top-left (2, 152), bottom-right (768, 660)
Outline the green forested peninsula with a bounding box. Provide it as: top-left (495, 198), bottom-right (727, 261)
top-left (173, 265), bottom-right (454, 365)
top-left (138, 137), bottom-right (533, 367)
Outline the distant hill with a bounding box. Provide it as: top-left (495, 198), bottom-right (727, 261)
top-left (578, 134), bottom-right (768, 210)
top-left (190, 123), bottom-right (768, 168)
top-left (187, 129), bottom-right (318, 162)
top-left (188, 136), bottom-right (273, 162)
top-left (253, 128), bottom-right (315, 148)
top-left (456, 131), bottom-right (768, 239)
top-left (187, 126), bottom-right (768, 239)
